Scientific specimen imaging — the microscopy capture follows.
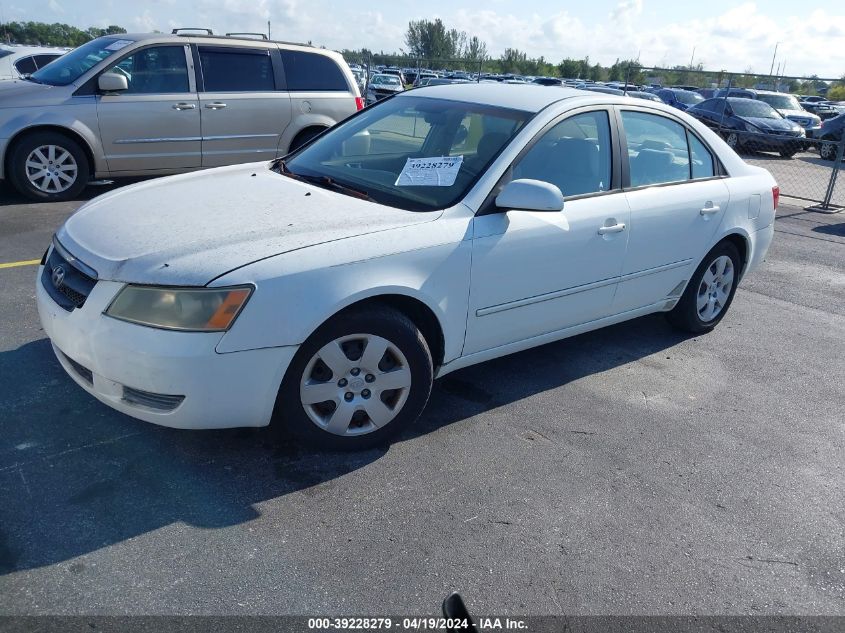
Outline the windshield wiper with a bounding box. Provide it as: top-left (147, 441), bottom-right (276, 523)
top-left (274, 160), bottom-right (375, 202)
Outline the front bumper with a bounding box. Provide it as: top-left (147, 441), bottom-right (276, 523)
top-left (36, 268), bottom-right (297, 429)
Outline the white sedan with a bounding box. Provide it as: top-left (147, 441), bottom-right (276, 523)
top-left (37, 84), bottom-right (777, 450)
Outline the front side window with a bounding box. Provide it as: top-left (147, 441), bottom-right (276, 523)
top-left (30, 37), bottom-right (135, 86)
top-left (199, 47), bottom-right (274, 92)
top-left (281, 50), bottom-right (348, 91)
top-left (279, 96), bottom-right (531, 211)
top-left (512, 110), bottom-right (612, 198)
top-left (622, 111), bottom-right (691, 187)
top-left (106, 46), bottom-right (189, 94)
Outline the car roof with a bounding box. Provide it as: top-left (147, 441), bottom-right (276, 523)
top-left (0, 45), bottom-right (66, 55)
top-left (104, 32), bottom-right (326, 52)
top-left (403, 83), bottom-right (602, 112)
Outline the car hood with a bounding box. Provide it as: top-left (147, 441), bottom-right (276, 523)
top-left (743, 116), bottom-right (798, 132)
top-left (56, 163), bottom-right (441, 286)
top-left (0, 79), bottom-right (65, 106)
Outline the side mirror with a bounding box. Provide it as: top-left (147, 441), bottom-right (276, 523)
top-left (495, 178), bottom-right (564, 212)
top-left (98, 73), bottom-right (128, 92)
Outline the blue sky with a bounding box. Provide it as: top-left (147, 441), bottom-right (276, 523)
top-left (4, 0), bottom-right (843, 77)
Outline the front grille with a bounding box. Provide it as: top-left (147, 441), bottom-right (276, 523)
top-left (122, 386), bottom-right (185, 412)
top-left (41, 244), bottom-right (97, 311)
top-left (59, 350), bottom-right (93, 385)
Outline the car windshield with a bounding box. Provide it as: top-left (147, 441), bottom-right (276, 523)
top-left (30, 37), bottom-right (134, 86)
top-left (372, 75), bottom-right (401, 86)
top-left (278, 96), bottom-right (532, 212)
top-left (757, 94), bottom-right (802, 110)
top-left (675, 91), bottom-right (704, 104)
top-left (730, 99), bottom-right (781, 119)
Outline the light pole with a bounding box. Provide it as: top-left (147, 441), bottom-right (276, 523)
top-left (768, 41), bottom-right (780, 77)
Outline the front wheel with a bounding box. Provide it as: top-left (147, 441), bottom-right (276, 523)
top-left (779, 147), bottom-right (798, 158)
top-left (666, 241), bottom-right (742, 334)
top-left (8, 131), bottom-right (90, 202)
top-left (273, 306), bottom-right (433, 450)
top-left (723, 131), bottom-right (741, 152)
top-left (819, 142), bottom-right (838, 161)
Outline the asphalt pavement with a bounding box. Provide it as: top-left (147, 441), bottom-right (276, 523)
top-left (0, 182), bottom-right (843, 616)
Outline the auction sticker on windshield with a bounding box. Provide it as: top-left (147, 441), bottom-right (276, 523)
top-left (395, 156), bottom-right (463, 187)
top-left (105, 39), bottom-right (134, 51)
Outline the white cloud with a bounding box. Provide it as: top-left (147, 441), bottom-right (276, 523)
top-left (48, 0), bottom-right (64, 14)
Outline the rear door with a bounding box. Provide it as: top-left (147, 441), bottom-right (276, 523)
top-left (195, 44), bottom-right (292, 167)
top-left (96, 44), bottom-right (201, 171)
top-left (612, 107), bottom-right (730, 314)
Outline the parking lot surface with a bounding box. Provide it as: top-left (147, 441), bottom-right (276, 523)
top-left (0, 183), bottom-right (843, 615)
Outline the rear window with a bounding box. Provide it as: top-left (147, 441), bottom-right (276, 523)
top-left (281, 50), bottom-right (348, 91)
top-left (199, 47), bottom-right (275, 92)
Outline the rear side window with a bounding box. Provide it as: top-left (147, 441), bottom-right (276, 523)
top-left (14, 56), bottom-right (37, 75)
top-left (689, 134), bottom-right (714, 179)
top-left (622, 111), bottom-right (690, 187)
top-left (199, 47), bottom-right (275, 92)
top-left (281, 50), bottom-right (348, 91)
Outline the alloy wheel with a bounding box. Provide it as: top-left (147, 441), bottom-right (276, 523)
top-left (697, 255), bottom-right (735, 322)
top-left (299, 333), bottom-right (412, 436)
top-left (25, 145), bottom-right (78, 194)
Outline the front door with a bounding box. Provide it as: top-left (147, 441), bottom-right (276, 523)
top-left (195, 45), bottom-right (292, 167)
top-left (464, 109), bottom-right (630, 355)
top-left (96, 44), bottom-right (201, 172)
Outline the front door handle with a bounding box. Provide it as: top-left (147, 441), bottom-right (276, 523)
top-left (700, 204), bottom-right (721, 215)
top-left (172, 102), bottom-right (196, 110)
top-left (205, 102), bottom-right (227, 110)
top-left (597, 223), bottom-right (626, 235)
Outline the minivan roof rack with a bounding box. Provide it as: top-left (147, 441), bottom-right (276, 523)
top-left (225, 32), bottom-right (269, 40)
top-left (172, 28), bottom-right (214, 35)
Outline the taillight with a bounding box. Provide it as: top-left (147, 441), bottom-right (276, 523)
top-left (355, 97), bottom-right (364, 111)
top-left (772, 185), bottom-right (780, 211)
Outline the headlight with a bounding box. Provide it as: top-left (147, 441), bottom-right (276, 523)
top-left (105, 285), bottom-right (252, 331)
top-left (743, 122), bottom-right (760, 133)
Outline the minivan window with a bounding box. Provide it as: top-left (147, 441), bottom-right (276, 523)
top-left (281, 50), bottom-right (348, 91)
top-left (14, 56), bottom-right (37, 75)
top-left (30, 37), bottom-right (134, 86)
top-left (199, 47), bottom-right (275, 92)
top-left (33, 54), bottom-right (61, 69)
top-left (106, 46), bottom-right (189, 94)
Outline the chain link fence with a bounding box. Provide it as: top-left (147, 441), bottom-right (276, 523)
top-left (632, 67), bottom-right (844, 210)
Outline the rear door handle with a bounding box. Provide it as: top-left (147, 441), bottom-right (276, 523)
top-left (597, 223), bottom-right (626, 235)
top-left (205, 102), bottom-right (227, 110)
top-left (700, 205), bottom-right (721, 215)
top-left (172, 102), bottom-right (196, 110)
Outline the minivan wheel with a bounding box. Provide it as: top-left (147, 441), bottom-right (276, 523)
top-left (8, 131), bottom-right (90, 202)
top-left (273, 306), bottom-right (433, 450)
top-left (666, 241), bottom-right (741, 334)
top-left (289, 127), bottom-right (326, 152)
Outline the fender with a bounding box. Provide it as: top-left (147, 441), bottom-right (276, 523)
top-left (277, 112), bottom-right (337, 154)
top-left (1, 101), bottom-right (107, 179)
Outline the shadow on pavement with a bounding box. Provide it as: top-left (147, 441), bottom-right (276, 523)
top-left (0, 179), bottom-right (148, 208)
top-left (0, 314), bottom-right (686, 574)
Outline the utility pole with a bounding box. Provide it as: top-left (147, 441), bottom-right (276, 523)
top-left (267, 21), bottom-right (271, 40)
top-left (768, 41), bottom-right (779, 76)
top-left (689, 46), bottom-right (696, 69)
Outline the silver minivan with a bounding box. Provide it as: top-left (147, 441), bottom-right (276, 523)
top-left (0, 30), bottom-right (363, 201)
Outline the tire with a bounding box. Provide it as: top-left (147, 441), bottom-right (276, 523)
top-left (779, 148), bottom-right (797, 159)
top-left (289, 127), bottom-right (326, 153)
top-left (665, 241), bottom-right (742, 334)
top-left (272, 305), bottom-right (433, 450)
top-left (723, 131), bottom-right (741, 152)
top-left (819, 142), bottom-right (837, 161)
top-left (8, 131), bottom-right (90, 202)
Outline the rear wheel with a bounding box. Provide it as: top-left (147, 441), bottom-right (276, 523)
top-left (819, 141), bottom-right (838, 161)
top-left (8, 131), bottom-right (89, 202)
top-left (273, 306), bottom-right (433, 450)
top-left (289, 127), bottom-right (326, 152)
top-left (666, 241), bottom-right (741, 334)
